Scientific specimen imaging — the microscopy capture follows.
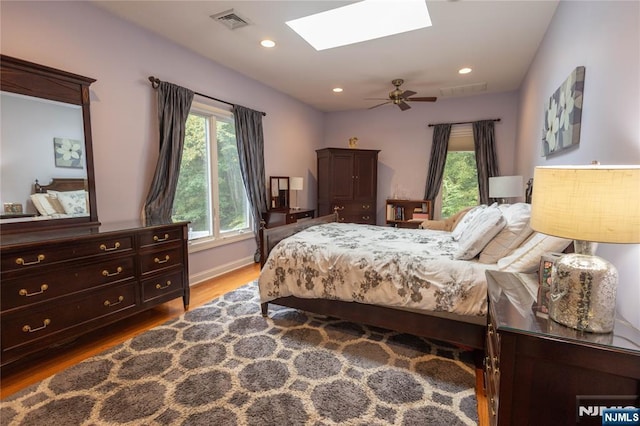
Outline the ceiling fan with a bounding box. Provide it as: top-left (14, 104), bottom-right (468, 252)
top-left (367, 79), bottom-right (437, 111)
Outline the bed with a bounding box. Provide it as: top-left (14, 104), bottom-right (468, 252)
top-left (259, 203), bottom-right (572, 352)
top-left (29, 178), bottom-right (89, 218)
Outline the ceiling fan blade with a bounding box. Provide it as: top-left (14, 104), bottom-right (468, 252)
top-left (401, 90), bottom-right (417, 99)
top-left (398, 101), bottom-right (411, 111)
top-left (369, 101), bottom-right (391, 110)
top-left (364, 97), bottom-right (390, 100)
top-left (406, 96), bottom-right (438, 102)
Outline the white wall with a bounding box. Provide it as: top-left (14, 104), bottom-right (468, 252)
top-left (324, 91), bottom-right (520, 221)
top-left (0, 1), bottom-right (325, 282)
top-left (516, 1), bottom-right (640, 327)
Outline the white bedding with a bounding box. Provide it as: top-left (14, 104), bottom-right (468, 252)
top-left (259, 222), bottom-right (498, 317)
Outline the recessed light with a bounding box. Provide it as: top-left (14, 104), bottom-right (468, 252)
top-left (286, 0), bottom-right (431, 51)
top-left (260, 39), bottom-right (276, 48)
top-left (332, 87), bottom-right (343, 93)
top-left (459, 67), bottom-right (472, 74)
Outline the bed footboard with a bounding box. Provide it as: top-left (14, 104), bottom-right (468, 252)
top-left (259, 212), bottom-right (338, 267)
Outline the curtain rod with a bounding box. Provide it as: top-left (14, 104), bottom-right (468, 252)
top-left (427, 118), bottom-right (500, 127)
top-left (148, 76), bottom-right (266, 116)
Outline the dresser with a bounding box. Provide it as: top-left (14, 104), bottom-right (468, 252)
top-left (485, 270), bottom-right (640, 426)
top-left (0, 220), bottom-right (190, 369)
top-left (317, 148), bottom-right (379, 224)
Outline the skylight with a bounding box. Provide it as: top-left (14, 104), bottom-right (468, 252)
top-left (286, 0), bottom-right (432, 51)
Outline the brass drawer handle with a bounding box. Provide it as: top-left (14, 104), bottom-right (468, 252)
top-left (104, 295), bottom-right (124, 307)
top-left (22, 319), bottom-right (51, 333)
top-left (154, 255), bottom-right (170, 264)
top-left (334, 206), bottom-right (345, 210)
top-left (362, 205), bottom-right (370, 209)
top-left (156, 280), bottom-right (172, 290)
top-left (19, 284), bottom-right (49, 297)
top-left (153, 233), bottom-right (169, 242)
top-left (102, 266), bottom-right (123, 277)
top-left (100, 242), bottom-right (121, 252)
top-left (16, 254), bottom-right (45, 266)
top-left (362, 216), bottom-right (370, 220)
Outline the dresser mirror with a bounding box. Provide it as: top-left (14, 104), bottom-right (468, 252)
top-left (269, 176), bottom-right (289, 210)
top-left (0, 55), bottom-right (99, 233)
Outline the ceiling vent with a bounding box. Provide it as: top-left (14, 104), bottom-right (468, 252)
top-left (439, 82), bottom-right (487, 97)
top-left (210, 9), bottom-right (249, 30)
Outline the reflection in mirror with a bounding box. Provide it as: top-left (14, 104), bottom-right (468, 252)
top-left (1, 92), bottom-right (88, 220)
top-left (269, 176), bottom-right (289, 210)
top-left (0, 54), bottom-right (98, 233)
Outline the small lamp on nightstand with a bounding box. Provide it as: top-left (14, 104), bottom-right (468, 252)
top-left (530, 164), bottom-right (640, 333)
top-left (489, 175), bottom-right (523, 204)
top-left (290, 177), bottom-right (303, 210)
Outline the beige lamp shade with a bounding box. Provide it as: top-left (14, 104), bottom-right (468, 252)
top-left (531, 165), bottom-right (640, 243)
top-left (489, 175), bottom-right (523, 198)
top-left (290, 177), bottom-right (304, 191)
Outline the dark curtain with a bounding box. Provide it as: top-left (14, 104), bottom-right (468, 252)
top-left (233, 105), bottom-right (269, 259)
top-left (424, 124), bottom-right (451, 204)
top-left (473, 120), bottom-right (500, 204)
top-left (143, 82), bottom-right (194, 223)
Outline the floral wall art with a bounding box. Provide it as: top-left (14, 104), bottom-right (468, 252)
top-left (54, 137), bottom-right (84, 168)
top-left (542, 66), bottom-right (585, 156)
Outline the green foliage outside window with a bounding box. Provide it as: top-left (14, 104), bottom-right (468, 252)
top-left (441, 151), bottom-right (479, 218)
top-left (173, 113), bottom-right (248, 238)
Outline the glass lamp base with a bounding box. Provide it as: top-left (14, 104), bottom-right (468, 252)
top-left (549, 253), bottom-right (618, 333)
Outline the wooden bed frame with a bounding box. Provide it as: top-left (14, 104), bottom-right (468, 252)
top-left (259, 213), bottom-right (487, 352)
top-left (34, 177), bottom-right (88, 194)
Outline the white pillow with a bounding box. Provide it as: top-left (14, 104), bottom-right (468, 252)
top-left (55, 190), bottom-right (88, 215)
top-left (30, 193), bottom-right (65, 216)
top-left (454, 205), bottom-right (506, 260)
top-left (451, 205), bottom-right (486, 241)
top-left (479, 203), bottom-right (534, 264)
top-left (497, 232), bottom-right (572, 273)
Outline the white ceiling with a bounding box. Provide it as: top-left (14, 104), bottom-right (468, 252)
top-left (93, 1), bottom-right (559, 112)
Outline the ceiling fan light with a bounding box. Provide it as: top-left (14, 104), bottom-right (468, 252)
top-left (332, 87), bottom-right (343, 93)
top-left (458, 67), bottom-right (472, 74)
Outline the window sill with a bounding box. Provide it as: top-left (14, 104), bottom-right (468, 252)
top-left (187, 230), bottom-right (254, 254)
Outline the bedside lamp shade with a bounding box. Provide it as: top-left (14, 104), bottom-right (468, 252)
top-left (531, 165), bottom-right (640, 332)
top-left (290, 177), bottom-right (303, 209)
top-left (489, 176), bottom-right (523, 203)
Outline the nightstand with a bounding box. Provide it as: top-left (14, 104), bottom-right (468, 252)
top-left (485, 270), bottom-right (640, 426)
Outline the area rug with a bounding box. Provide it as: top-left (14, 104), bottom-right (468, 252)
top-left (1, 281), bottom-right (478, 425)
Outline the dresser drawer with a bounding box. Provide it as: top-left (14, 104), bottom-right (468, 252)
top-left (1, 282), bottom-right (136, 351)
top-left (138, 226), bottom-right (184, 249)
top-left (337, 213), bottom-right (376, 224)
top-left (1, 235), bottom-right (133, 273)
top-left (332, 201), bottom-right (375, 214)
top-left (1, 255), bottom-right (135, 311)
top-left (139, 244), bottom-right (184, 275)
top-left (141, 269), bottom-right (184, 304)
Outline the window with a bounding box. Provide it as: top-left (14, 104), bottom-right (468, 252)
top-left (440, 124), bottom-right (479, 217)
top-left (172, 101), bottom-right (251, 248)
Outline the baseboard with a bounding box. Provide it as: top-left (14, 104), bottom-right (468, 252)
top-left (188, 256), bottom-right (255, 286)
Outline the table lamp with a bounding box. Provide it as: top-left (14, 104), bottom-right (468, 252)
top-left (530, 165), bottom-right (640, 333)
top-left (290, 177), bottom-right (303, 210)
top-left (489, 175), bottom-right (523, 204)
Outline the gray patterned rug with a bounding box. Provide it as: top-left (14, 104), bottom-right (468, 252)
top-left (1, 281), bottom-right (478, 425)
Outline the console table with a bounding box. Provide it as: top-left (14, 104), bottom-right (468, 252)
top-left (484, 270), bottom-right (640, 426)
top-left (0, 220), bottom-right (190, 370)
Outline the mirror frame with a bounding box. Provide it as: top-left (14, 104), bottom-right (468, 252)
top-left (0, 54), bottom-right (99, 233)
top-left (269, 176), bottom-right (290, 210)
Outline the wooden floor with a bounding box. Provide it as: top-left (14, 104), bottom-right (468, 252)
top-left (0, 262), bottom-right (488, 425)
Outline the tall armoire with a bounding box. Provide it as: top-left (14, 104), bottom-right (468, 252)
top-left (316, 148), bottom-right (380, 224)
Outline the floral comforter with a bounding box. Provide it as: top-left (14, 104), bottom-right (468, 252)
top-left (259, 222), bottom-right (495, 317)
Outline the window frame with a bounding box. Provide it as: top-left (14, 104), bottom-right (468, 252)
top-left (178, 100), bottom-right (253, 253)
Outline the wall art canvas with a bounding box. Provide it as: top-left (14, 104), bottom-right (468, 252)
top-left (541, 66), bottom-right (585, 157)
top-left (54, 137), bottom-right (83, 168)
